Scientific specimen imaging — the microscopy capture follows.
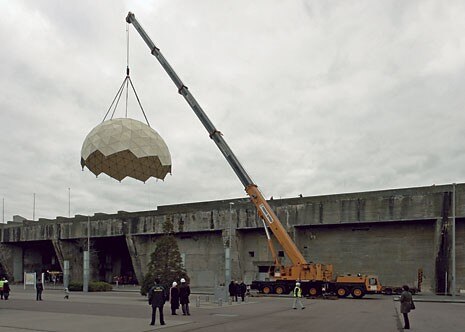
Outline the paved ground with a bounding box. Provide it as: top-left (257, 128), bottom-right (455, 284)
top-left (1, 285), bottom-right (464, 331)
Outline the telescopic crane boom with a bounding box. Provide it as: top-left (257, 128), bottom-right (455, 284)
top-left (126, 12), bottom-right (327, 280)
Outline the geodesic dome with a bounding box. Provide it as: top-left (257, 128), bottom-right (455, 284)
top-left (80, 118), bottom-right (171, 182)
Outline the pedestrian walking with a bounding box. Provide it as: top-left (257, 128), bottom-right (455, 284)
top-left (36, 280), bottom-right (44, 301)
top-left (170, 281), bottom-right (180, 315)
top-left (64, 287), bottom-right (70, 299)
top-left (179, 278), bottom-right (191, 315)
top-left (0, 277), bottom-right (5, 300)
top-left (148, 278), bottom-right (167, 326)
top-left (239, 280), bottom-right (247, 302)
top-left (292, 282), bottom-right (305, 310)
top-left (2, 280), bottom-right (10, 300)
top-left (400, 285), bottom-right (414, 330)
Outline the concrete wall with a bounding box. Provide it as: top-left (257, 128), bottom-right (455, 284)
top-left (0, 183), bottom-right (463, 293)
top-left (178, 231), bottom-right (224, 287)
top-left (298, 221), bottom-right (436, 287)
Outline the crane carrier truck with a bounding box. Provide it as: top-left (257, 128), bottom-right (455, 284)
top-left (126, 12), bottom-right (383, 299)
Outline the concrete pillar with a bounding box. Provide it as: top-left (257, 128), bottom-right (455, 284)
top-left (225, 247), bottom-right (231, 286)
top-left (226, 214), bottom-right (241, 282)
top-left (59, 240), bottom-right (83, 282)
top-left (83, 251), bottom-right (89, 292)
top-left (0, 244), bottom-right (12, 278)
top-left (125, 235), bottom-right (144, 284)
top-left (12, 247), bottom-right (23, 282)
top-left (63, 260), bottom-right (70, 289)
top-left (0, 243), bottom-right (23, 282)
top-left (51, 240), bottom-right (65, 272)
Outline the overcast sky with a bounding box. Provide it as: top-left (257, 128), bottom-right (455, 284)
top-left (1, 0), bottom-right (464, 222)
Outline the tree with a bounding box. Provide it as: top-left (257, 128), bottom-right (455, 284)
top-left (140, 217), bottom-right (188, 295)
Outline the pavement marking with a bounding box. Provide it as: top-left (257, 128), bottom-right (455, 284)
top-left (195, 301), bottom-right (258, 309)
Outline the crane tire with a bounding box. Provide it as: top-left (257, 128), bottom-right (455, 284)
top-left (351, 287), bottom-right (365, 299)
top-left (337, 287), bottom-right (349, 298)
top-left (262, 286), bottom-right (273, 294)
top-left (309, 287), bottom-right (319, 297)
top-left (275, 286), bottom-right (285, 294)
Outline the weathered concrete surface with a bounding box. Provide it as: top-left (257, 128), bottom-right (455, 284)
top-left (0, 183), bottom-right (463, 293)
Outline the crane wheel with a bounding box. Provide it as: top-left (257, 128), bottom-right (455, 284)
top-left (351, 287), bottom-right (365, 299)
top-left (337, 287), bottom-right (349, 298)
top-left (262, 286), bottom-right (272, 294)
top-left (309, 287), bottom-right (319, 297)
top-left (275, 286), bottom-right (284, 294)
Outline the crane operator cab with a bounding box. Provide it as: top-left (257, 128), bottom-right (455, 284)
top-left (367, 275), bottom-right (381, 292)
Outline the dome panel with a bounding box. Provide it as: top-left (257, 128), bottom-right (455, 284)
top-left (81, 118), bottom-right (172, 181)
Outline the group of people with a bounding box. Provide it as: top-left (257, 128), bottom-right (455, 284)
top-left (228, 280), bottom-right (247, 302)
top-left (113, 275), bottom-right (138, 286)
top-left (148, 277), bottom-right (191, 326)
top-left (4, 273), bottom-right (417, 330)
top-left (1, 277), bottom-right (45, 301)
top-left (0, 277), bottom-right (11, 300)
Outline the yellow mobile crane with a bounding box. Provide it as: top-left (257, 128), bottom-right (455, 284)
top-left (126, 13), bottom-right (382, 299)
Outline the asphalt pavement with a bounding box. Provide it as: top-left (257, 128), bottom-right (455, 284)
top-left (0, 285), bottom-right (464, 332)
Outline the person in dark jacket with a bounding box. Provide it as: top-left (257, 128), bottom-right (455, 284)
top-left (2, 280), bottom-right (10, 300)
top-left (239, 281), bottom-right (247, 302)
top-left (229, 280), bottom-right (238, 302)
top-left (170, 281), bottom-right (180, 315)
top-left (36, 280), bottom-right (44, 301)
top-left (179, 278), bottom-right (191, 315)
top-left (400, 285), bottom-right (414, 329)
top-left (148, 278), bottom-right (167, 326)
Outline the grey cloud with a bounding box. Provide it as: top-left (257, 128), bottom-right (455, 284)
top-left (1, 1), bottom-right (464, 222)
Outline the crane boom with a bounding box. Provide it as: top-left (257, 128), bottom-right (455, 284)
top-left (126, 12), bottom-right (308, 268)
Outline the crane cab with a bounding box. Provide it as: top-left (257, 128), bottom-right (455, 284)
top-left (334, 274), bottom-right (382, 298)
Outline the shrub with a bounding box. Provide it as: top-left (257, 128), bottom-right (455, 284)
top-left (89, 281), bottom-right (112, 292)
top-left (67, 281), bottom-right (113, 292)
top-left (68, 281), bottom-right (83, 291)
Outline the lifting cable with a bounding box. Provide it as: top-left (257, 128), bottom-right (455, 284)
top-left (101, 22), bottom-right (151, 127)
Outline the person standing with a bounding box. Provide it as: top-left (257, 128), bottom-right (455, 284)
top-left (228, 280), bottom-right (237, 302)
top-left (292, 282), bottom-right (305, 310)
top-left (36, 279), bottom-right (44, 301)
top-left (170, 281), bottom-right (180, 315)
top-left (239, 280), bottom-right (247, 302)
top-left (2, 280), bottom-right (10, 300)
top-left (148, 278), bottom-right (167, 326)
top-left (400, 285), bottom-right (414, 330)
top-left (0, 277), bottom-right (5, 300)
top-left (179, 278), bottom-right (191, 315)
